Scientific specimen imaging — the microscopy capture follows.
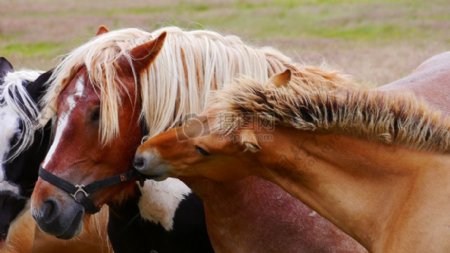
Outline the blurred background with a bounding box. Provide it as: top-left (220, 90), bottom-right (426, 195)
top-left (1, 0), bottom-right (450, 86)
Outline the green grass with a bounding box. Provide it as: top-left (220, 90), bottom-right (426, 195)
top-left (97, 0), bottom-right (433, 42)
top-left (190, 6), bottom-right (426, 41)
top-left (2, 0), bottom-right (450, 84)
top-left (1, 42), bottom-right (62, 57)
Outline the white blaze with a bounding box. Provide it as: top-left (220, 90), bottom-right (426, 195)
top-left (42, 77), bottom-right (85, 168)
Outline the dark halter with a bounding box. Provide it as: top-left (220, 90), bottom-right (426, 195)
top-left (39, 166), bottom-right (141, 214)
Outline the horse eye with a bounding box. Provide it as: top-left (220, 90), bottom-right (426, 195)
top-left (195, 146), bottom-right (210, 156)
top-left (91, 107), bottom-right (100, 122)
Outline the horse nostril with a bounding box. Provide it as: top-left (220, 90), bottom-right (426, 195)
top-left (133, 155), bottom-right (145, 170)
top-left (41, 199), bottom-right (59, 221)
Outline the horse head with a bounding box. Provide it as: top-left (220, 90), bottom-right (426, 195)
top-left (31, 28), bottom-right (167, 239)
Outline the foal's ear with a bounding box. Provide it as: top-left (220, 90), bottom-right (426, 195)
top-left (96, 25), bottom-right (109, 36)
top-left (0, 57), bottom-right (13, 81)
top-left (130, 31), bottom-right (167, 72)
top-left (239, 129), bottom-right (261, 153)
top-left (270, 69), bottom-right (291, 87)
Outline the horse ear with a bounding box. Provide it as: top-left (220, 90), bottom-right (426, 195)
top-left (96, 25), bottom-right (109, 36)
top-left (0, 57), bottom-right (13, 81)
top-left (130, 31), bottom-right (167, 72)
top-left (270, 69), bottom-right (291, 87)
top-left (239, 129), bottom-right (261, 153)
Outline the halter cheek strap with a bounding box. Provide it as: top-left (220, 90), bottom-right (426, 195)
top-left (39, 166), bottom-right (139, 214)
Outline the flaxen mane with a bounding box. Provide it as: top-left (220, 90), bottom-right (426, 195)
top-left (211, 75), bottom-right (450, 153)
top-left (40, 26), bottom-right (353, 144)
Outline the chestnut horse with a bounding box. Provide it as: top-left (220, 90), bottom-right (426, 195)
top-left (31, 26), bottom-right (364, 252)
top-left (134, 69), bottom-right (450, 252)
top-left (0, 58), bottom-right (111, 253)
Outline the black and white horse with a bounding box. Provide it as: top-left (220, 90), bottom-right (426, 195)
top-left (0, 57), bottom-right (51, 243)
top-left (0, 57), bottom-right (212, 252)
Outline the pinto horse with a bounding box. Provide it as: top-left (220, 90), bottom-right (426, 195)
top-left (134, 69), bottom-right (450, 252)
top-left (0, 58), bottom-right (43, 253)
top-left (31, 26), bottom-right (365, 252)
top-left (0, 57), bottom-right (112, 253)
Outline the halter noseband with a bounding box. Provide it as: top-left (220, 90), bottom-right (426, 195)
top-left (39, 166), bottom-right (141, 213)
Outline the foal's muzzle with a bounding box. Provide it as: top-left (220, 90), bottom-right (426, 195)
top-left (133, 151), bottom-right (170, 180)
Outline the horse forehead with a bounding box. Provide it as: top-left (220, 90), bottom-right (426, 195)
top-left (57, 73), bottom-right (96, 110)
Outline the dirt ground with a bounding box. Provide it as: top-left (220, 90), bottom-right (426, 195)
top-left (1, 0), bottom-right (450, 86)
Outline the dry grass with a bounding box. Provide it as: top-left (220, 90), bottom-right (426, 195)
top-left (1, 0), bottom-right (449, 85)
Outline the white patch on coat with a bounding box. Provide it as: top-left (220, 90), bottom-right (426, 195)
top-left (0, 181), bottom-right (20, 194)
top-left (138, 178), bottom-right (191, 231)
top-left (42, 77), bottom-right (84, 168)
top-left (0, 107), bottom-right (19, 178)
top-left (0, 106), bottom-right (20, 194)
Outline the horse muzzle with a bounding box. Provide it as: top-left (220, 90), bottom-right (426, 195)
top-left (133, 151), bottom-right (170, 180)
top-left (32, 197), bottom-right (84, 239)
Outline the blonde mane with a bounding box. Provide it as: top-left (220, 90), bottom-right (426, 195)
top-left (40, 26), bottom-right (352, 144)
top-left (211, 75), bottom-right (450, 153)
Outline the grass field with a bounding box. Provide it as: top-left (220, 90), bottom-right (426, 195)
top-left (1, 0), bottom-right (450, 85)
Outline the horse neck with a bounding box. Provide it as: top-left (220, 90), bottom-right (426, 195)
top-left (253, 126), bottom-right (450, 251)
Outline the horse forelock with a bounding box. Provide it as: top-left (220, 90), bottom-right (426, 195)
top-left (41, 26), bottom-right (296, 145)
top-left (40, 28), bottom-right (152, 144)
top-left (1, 70), bottom-right (42, 161)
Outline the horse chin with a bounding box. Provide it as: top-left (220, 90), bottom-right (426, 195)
top-left (137, 163), bottom-right (171, 181)
top-left (55, 211), bottom-right (84, 239)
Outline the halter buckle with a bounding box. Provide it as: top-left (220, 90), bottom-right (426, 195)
top-left (71, 184), bottom-right (89, 202)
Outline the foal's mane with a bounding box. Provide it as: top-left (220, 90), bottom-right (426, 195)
top-left (41, 26), bottom-right (353, 144)
top-left (212, 75), bottom-right (450, 153)
top-left (1, 70), bottom-right (42, 159)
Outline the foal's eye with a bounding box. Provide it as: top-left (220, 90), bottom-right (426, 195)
top-left (91, 107), bottom-right (100, 122)
top-left (195, 146), bottom-right (210, 156)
